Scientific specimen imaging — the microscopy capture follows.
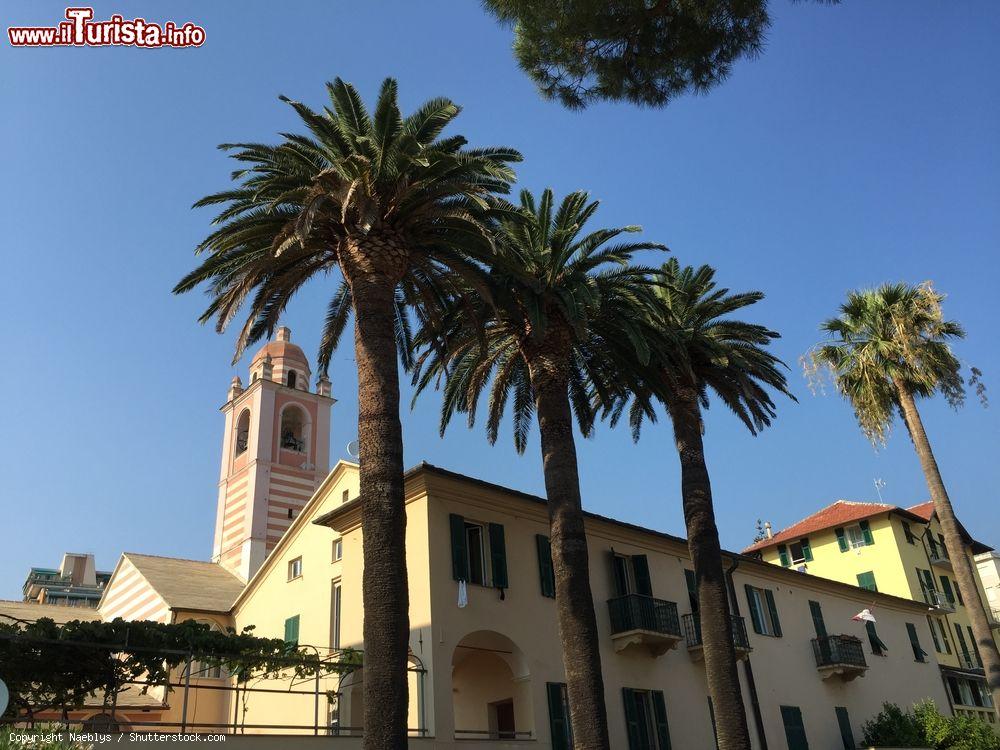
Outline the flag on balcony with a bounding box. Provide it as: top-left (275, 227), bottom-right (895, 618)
top-left (852, 608), bottom-right (876, 623)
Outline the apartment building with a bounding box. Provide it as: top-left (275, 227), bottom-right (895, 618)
top-left (745, 499), bottom-right (998, 724)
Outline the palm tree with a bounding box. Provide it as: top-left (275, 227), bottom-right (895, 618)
top-left (809, 282), bottom-right (1000, 716)
top-left (413, 189), bottom-right (665, 750)
top-left (607, 259), bottom-right (793, 750)
top-left (174, 77), bottom-right (521, 749)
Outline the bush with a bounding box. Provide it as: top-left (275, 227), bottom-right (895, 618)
top-left (863, 701), bottom-right (1000, 750)
top-left (863, 702), bottom-right (925, 747)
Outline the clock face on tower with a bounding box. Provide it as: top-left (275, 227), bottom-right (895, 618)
top-left (212, 327), bottom-right (334, 581)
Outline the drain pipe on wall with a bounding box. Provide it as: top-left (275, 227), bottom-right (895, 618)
top-left (725, 555), bottom-right (769, 750)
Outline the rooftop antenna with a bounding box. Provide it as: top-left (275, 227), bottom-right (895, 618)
top-left (873, 478), bottom-right (886, 503)
top-left (347, 440), bottom-right (360, 460)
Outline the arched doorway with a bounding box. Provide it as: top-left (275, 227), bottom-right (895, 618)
top-left (451, 630), bottom-right (534, 741)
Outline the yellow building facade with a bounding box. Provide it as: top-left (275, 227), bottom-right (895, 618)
top-left (746, 499), bottom-right (999, 724)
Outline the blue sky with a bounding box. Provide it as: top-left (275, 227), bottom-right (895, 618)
top-left (1, 1), bottom-right (997, 597)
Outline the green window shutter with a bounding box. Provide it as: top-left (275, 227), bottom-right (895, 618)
top-left (856, 571), bottom-right (877, 592)
top-left (488, 523), bottom-right (508, 589)
top-left (939, 576), bottom-right (955, 604)
top-left (651, 691), bottom-right (672, 750)
top-left (954, 623), bottom-right (969, 659)
top-left (536, 535), bottom-right (555, 598)
top-left (835, 707), bottom-right (855, 750)
top-left (906, 622), bottom-right (927, 662)
top-left (902, 522), bottom-right (915, 544)
top-left (684, 569), bottom-right (699, 613)
top-left (865, 621), bottom-right (887, 655)
top-left (800, 538), bottom-right (813, 562)
top-left (835, 527), bottom-right (848, 552)
top-left (631, 555), bottom-right (652, 597)
top-left (808, 600), bottom-right (827, 639)
top-left (921, 569), bottom-right (937, 593)
top-left (744, 584), bottom-right (764, 634)
top-left (764, 588), bottom-right (783, 637)
top-left (777, 544), bottom-right (790, 567)
top-left (954, 580), bottom-right (964, 606)
top-left (927, 616), bottom-right (942, 653)
top-left (284, 614), bottom-right (300, 646)
top-left (967, 626), bottom-right (982, 666)
top-left (780, 705), bottom-right (810, 750)
top-left (937, 620), bottom-right (952, 654)
top-left (622, 688), bottom-right (641, 750)
top-left (449, 514), bottom-right (468, 582)
top-left (859, 520), bottom-right (874, 545)
top-left (546, 683), bottom-right (571, 750)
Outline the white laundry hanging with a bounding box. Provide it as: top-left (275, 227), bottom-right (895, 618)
top-left (457, 579), bottom-right (468, 608)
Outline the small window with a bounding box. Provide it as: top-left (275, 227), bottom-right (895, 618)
top-left (856, 571), bottom-right (877, 592)
top-left (745, 585), bottom-right (782, 637)
top-left (333, 539), bottom-right (343, 562)
top-left (623, 688), bottom-right (670, 749)
top-left (788, 540), bottom-right (810, 564)
top-left (287, 370), bottom-right (297, 389)
top-left (287, 507), bottom-right (294, 519)
top-left (465, 522), bottom-right (486, 586)
top-left (846, 525), bottom-right (868, 549)
top-left (902, 521), bottom-right (916, 544)
top-left (342, 489), bottom-right (349, 503)
top-left (288, 557), bottom-right (303, 580)
top-left (330, 580), bottom-right (342, 650)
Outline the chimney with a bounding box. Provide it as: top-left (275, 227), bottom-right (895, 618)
top-left (764, 521), bottom-right (773, 540)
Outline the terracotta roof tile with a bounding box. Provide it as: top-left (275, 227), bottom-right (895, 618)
top-left (742, 500), bottom-right (898, 553)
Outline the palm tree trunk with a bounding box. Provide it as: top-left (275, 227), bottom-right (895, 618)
top-left (667, 386), bottom-right (751, 750)
top-left (351, 276), bottom-right (410, 750)
top-left (893, 378), bottom-right (1000, 717)
top-left (530, 362), bottom-right (610, 750)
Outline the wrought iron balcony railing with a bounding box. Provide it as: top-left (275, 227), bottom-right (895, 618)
top-left (607, 594), bottom-right (681, 637)
top-left (681, 613), bottom-right (751, 652)
top-left (812, 634), bottom-right (867, 670)
top-left (958, 651), bottom-right (983, 671)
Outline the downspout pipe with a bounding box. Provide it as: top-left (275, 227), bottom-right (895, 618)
top-left (725, 556), bottom-right (768, 750)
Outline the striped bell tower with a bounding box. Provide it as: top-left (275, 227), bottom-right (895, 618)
top-left (212, 327), bottom-right (334, 581)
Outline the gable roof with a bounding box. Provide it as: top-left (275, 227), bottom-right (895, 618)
top-left (122, 553), bottom-right (245, 613)
top-left (742, 500), bottom-right (926, 553)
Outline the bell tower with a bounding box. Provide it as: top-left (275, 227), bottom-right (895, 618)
top-left (212, 327), bottom-right (334, 581)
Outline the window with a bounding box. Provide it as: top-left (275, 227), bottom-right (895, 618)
top-left (610, 553), bottom-right (653, 597)
top-left (330, 580), bottom-right (342, 650)
top-left (936, 618), bottom-right (952, 654)
top-left (288, 557), bottom-right (303, 581)
top-left (906, 622), bottom-right (927, 662)
top-left (939, 576), bottom-right (956, 605)
top-left (448, 514), bottom-right (508, 589)
top-left (835, 707), bottom-right (855, 750)
top-left (287, 507), bottom-right (294, 519)
top-left (789, 539), bottom-right (812, 564)
top-left (856, 571), bottom-right (877, 592)
top-left (622, 688), bottom-right (670, 750)
top-left (341, 489), bottom-right (349, 503)
top-left (865, 621), bottom-right (888, 656)
top-left (967, 625), bottom-right (983, 667)
top-left (902, 521), bottom-right (916, 544)
top-left (234, 409), bottom-right (250, 456)
top-left (546, 683), bottom-right (574, 750)
top-left (835, 521), bottom-right (873, 551)
top-left (333, 539), bottom-right (343, 562)
top-left (685, 569), bottom-right (699, 613)
top-left (284, 615), bottom-right (300, 646)
top-left (280, 405), bottom-right (307, 452)
top-left (927, 615), bottom-right (942, 653)
top-left (286, 370), bottom-right (297, 389)
top-left (536, 535), bottom-right (555, 598)
top-left (744, 584), bottom-right (782, 637)
top-left (780, 706), bottom-right (809, 750)
top-left (938, 534), bottom-right (949, 559)
top-left (846, 525), bottom-right (867, 548)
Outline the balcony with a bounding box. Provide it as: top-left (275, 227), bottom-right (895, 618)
top-left (812, 634), bottom-right (868, 681)
top-left (682, 613), bottom-right (751, 662)
top-left (922, 589), bottom-right (956, 613)
top-left (607, 594), bottom-right (682, 657)
top-left (928, 548), bottom-right (952, 571)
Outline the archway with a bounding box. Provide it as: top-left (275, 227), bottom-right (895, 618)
top-left (451, 630), bottom-right (534, 741)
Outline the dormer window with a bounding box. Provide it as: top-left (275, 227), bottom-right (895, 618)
top-left (286, 370), bottom-right (297, 389)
